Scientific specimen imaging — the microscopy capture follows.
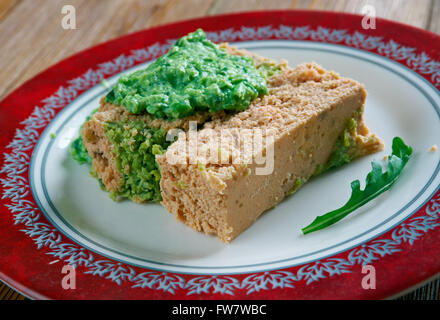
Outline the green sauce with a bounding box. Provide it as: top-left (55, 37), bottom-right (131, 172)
top-left (287, 177), bottom-right (307, 197)
top-left (286, 115), bottom-right (363, 197)
top-left (103, 121), bottom-right (173, 202)
top-left (325, 118), bottom-right (359, 168)
top-left (70, 136), bottom-right (92, 165)
top-left (313, 116), bottom-right (361, 176)
top-left (70, 109), bottom-right (97, 165)
top-left (257, 61), bottom-right (282, 78)
top-left (105, 29), bottom-right (268, 120)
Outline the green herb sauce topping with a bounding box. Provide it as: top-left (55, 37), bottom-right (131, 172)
top-left (105, 29), bottom-right (268, 120)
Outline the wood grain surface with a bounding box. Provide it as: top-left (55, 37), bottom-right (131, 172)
top-left (0, 0), bottom-right (439, 300)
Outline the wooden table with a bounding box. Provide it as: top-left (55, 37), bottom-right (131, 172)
top-left (0, 0), bottom-right (439, 300)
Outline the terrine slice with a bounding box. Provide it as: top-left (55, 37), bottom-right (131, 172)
top-left (80, 45), bottom-right (282, 203)
top-left (156, 62), bottom-right (383, 242)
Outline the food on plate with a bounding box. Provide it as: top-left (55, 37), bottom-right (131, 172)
top-left (72, 29), bottom-right (384, 242)
top-left (157, 62), bottom-right (384, 242)
top-left (105, 29), bottom-right (269, 119)
top-left (76, 30), bottom-right (281, 203)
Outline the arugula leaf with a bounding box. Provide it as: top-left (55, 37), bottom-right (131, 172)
top-left (302, 137), bottom-right (412, 235)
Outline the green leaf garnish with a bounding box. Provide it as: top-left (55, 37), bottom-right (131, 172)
top-left (302, 137), bottom-right (412, 235)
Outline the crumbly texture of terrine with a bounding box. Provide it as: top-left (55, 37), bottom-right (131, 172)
top-left (156, 62), bottom-right (383, 242)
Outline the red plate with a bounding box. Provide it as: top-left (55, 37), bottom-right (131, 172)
top-left (1, 10), bottom-right (440, 299)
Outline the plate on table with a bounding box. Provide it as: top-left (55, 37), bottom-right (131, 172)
top-left (1, 11), bottom-right (439, 299)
